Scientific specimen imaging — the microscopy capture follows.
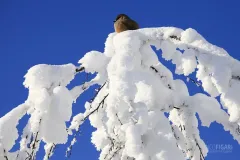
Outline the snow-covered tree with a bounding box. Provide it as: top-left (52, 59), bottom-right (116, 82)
top-left (1, 27), bottom-right (240, 160)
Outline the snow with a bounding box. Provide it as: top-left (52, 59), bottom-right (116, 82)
top-left (79, 51), bottom-right (109, 74)
top-left (41, 86), bottom-right (73, 144)
top-left (24, 63), bottom-right (76, 89)
top-left (181, 49), bottom-right (197, 76)
top-left (69, 113), bottom-right (84, 132)
top-left (1, 27), bottom-right (240, 160)
top-left (161, 40), bottom-right (177, 61)
top-left (24, 64), bottom-right (76, 144)
top-left (181, 28), bottom-right (206, 43)
top-left (0, 104), bottom-right (29, 151)
top-left (0, 64), bottom-right (84, 159)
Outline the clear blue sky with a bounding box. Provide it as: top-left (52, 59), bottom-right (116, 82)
top-left (1, 0), bottom-right (240, 159)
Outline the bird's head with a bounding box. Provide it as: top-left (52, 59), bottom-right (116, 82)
top-left (113, 14), bottom-right (130, 23)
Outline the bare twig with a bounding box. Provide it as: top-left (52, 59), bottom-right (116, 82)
top-left (173, 106), bottom-right (180, 110)
top-left (108, 146), bottom-right (123, 160)
top-left (104, 137), bottom-right (116, 159)
top-left (187, 77), bottom-right (204, 92)
top-left (66, 137), bottom-right (77, 158)
top-left (171, 125), bottom-right (179, 141)
top-left (171, 125), bottom-right (187, 155)
top-left (83, 93), bottom-right (109, 121)
top-left (46, 144), bottom-right (56, 160)
top-left (187, 77), bottom-right (201, 86)
top-left (236, 125), bottom-right (240, 135)
top-left (195, 139), bottom-right (205, 160)
top-left (150, 66), bottom-right (173, 89)
top-left (116, 113), bottom-right (123, 125)
top-left (169, 35), bottom-right (181, 41)
top-left (232, 75), bottom-right (240, 81)
top-left (90, 82), bottom-right (107, 103)
top-left (66, 93), bottom-right (109, 158)
top-left (24, 151), bottom-right (30, 160)
top-left (179, 125), bottom-right (185, 132)
top-left (3, 149), bottom-right (8, 160)
top-left (27, 119), bottom-right (42, 160)
top-left (150, 66), bottom-right (158, 73)
top-left (75, 67), bottom-right (85, 73)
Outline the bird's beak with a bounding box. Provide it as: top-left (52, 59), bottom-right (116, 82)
top-left (113, 20), bottom-right (116, 23)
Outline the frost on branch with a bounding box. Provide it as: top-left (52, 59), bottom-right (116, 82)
top-left (1, 27), bottom-right (240, 160)
top-left (0, 64), bottom-right (89, 160)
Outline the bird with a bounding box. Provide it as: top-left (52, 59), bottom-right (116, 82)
top-left (113, 14), bottom-right (139, 33)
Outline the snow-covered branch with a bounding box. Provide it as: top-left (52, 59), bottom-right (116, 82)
top-left (1, 27), bottom-right (240, 160)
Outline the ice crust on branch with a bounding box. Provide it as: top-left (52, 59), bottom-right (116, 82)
top-left (0, 27), bottom-right (240, 160)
